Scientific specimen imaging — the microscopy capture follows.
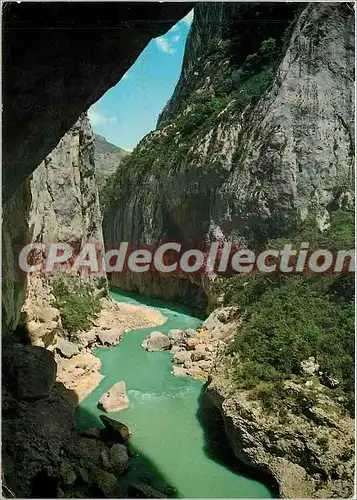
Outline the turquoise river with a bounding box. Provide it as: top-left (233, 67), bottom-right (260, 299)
top-left (76, 288), bottom-right (273, 498)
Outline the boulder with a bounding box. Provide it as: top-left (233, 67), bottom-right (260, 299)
top-left (141, 331), bottom-right (170, 352)
top-left (197, 359), bottom-right (212, 371)
top-left (100, 415), bottom-right (132, 441)
top-left (184, 359), bottom-right (193, 369)
top-left (168, 329), bottom-right (186, 344)
top-left (128, 483), bottom-right (167, 498)
top-left (202, 306), bottom-right (239, 330)
top-left (185, 328), bottom-right (198, 338)
top-left (60, 461), bottom-right (77, 487)
top-left (191, 344), bottom-right (209, 362)
top-left (184, 337), bottom-right (201, 350)
top-left (56, 338), bottom-right (79, 358)
top-left (89, 465), bottom-right (123, 497)
top-left (3, 344), bottom-right (56, 400)
top-left (56, 352), bottom-right (104, 403)
top-left (98, 381), bottom-right (129, 413)
top-left (300, 357), bottom-right (320, 377)
top-left (110, 443), bottom-right (130, 475)
top-left (172, 350), bottom-right (192, 365)
top-left (79, 428), bottom-right (102, 440)
top-left (97, 329), bottom-right (121, 347)
top-left (172, 366), bottom-right (188, 377)
top-left (70, 329), bottom-right (97, 349)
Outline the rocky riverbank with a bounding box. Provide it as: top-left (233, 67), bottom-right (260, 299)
top-left (207, 351), bottom-right (355, 498)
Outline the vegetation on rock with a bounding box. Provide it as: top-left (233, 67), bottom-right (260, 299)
top-left (214, 209), bottom-right (355, 414)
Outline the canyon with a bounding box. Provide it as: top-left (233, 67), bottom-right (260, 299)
top-left (2, 2), bottom-right (355, 499)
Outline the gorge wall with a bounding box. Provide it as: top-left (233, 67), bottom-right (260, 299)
top-left (102, 2), bottom-right (355, 310)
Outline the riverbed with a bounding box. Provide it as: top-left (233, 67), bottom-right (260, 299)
top-left (76, 288), bottom-right (272, 498)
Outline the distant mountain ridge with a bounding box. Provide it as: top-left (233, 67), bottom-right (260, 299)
top-left (94, 134), bottom-right (129, 189)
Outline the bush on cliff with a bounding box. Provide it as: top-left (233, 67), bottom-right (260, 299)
top-left (216, 209), bottom-right (355, 414)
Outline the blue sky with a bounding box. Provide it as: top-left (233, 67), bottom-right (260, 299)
top-left (88, 10), bottom-right (194, 151)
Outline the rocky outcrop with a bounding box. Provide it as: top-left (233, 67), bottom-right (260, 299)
top-left (55, 351), bottom-right (104, 404)
top-left (94, 134), bottom-right (129, 190)
top-left (103, 3), bottom-right (354, 309)
top-left (3, 2), bottom-right (191, 200)
top-left (207, 353), bottom-right (355, 498)
top-left (2, 179), bottom-right (32, 335)
top-left (2, 341), bottom-right (136, 498)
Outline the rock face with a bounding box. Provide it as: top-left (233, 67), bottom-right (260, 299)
top-left (3, 344), bottom-right (57, 400)
top-left (207, 355), bottom-right (355, 498)
top-left (3, 2), bottom-right (191, 200)
top-left (103, 3), bottom-right (354, 309)
top-left (94, 134), bottom-right (129, 190)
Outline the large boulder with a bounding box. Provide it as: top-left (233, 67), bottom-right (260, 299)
top-left (202, 306), bottom-right (240, 330)
top-left (191, 344), bottom-right (209, 362)
top-left (3, 344), bottom-right (56, 400)
top-left (89, 465), bottom-right (123, 498)
top-left (70, 329), bottom-right (97, 349)
top-left (109, 443), bottom-right (130, 475)
top-left (128, 483), bottom-right (167, 498)
top-left (167, 329), bottom-right (186, 344)
top-left (141, 331), bottom-right (170, 352)
top-left (56, 352), bottom-right (104, 404)
top-left (185, 328), bottom-right (198, 338)
top-left (98, 381), bottom-right (129, 413)
top-left (100, 415), bottom-right (132, 441)
top-left (56, 338), bottom-right (79, 358)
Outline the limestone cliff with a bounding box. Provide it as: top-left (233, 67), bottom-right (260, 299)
top-left (29, 114), bottom-right (104, 248)
top-left (102, 3), bottom-right (355, 308)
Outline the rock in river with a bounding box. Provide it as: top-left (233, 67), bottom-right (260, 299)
top-left (141, 331), bottom-right (170, 351)
top-left (98, 381), bottom-right (129, 412)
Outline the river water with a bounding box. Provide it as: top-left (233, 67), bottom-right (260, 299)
top-left (76, 288), bottom-right (272, 498)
